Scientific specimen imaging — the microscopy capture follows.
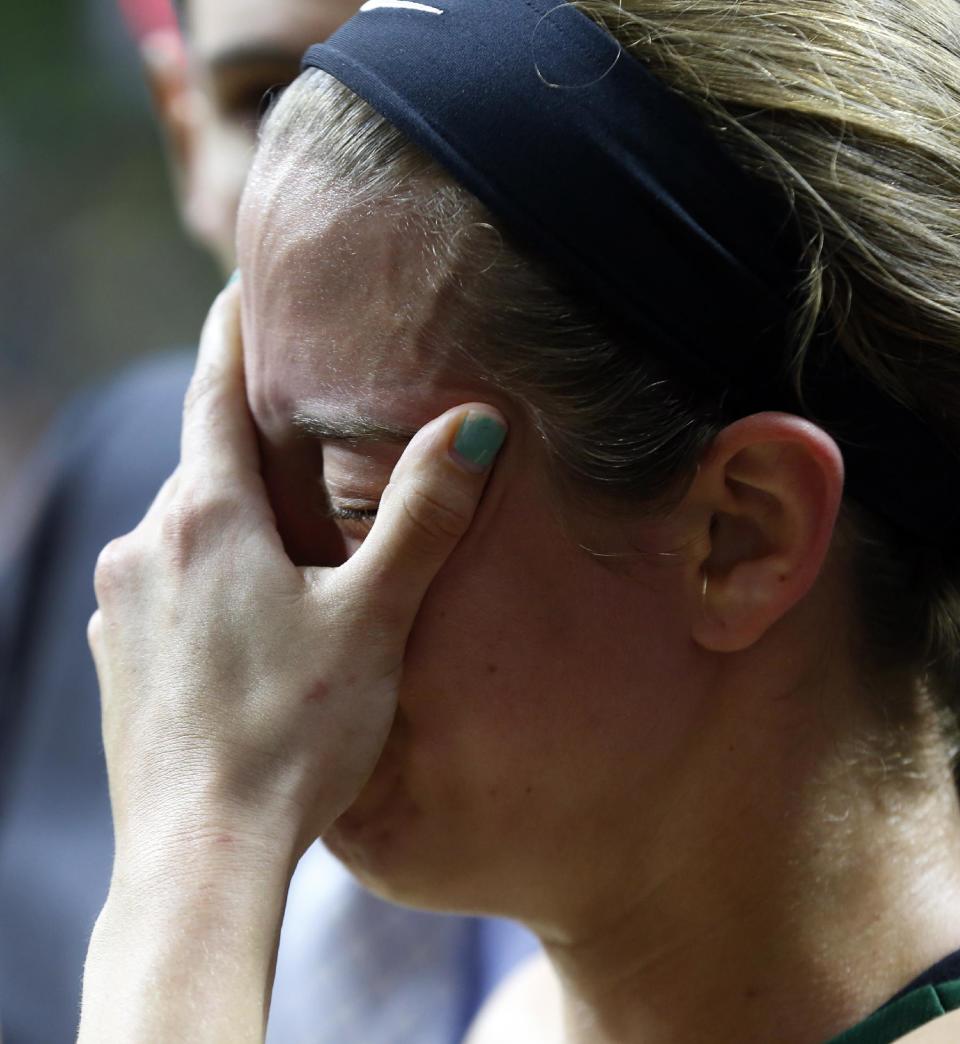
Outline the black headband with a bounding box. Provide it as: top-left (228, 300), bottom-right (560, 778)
top-left (302, 0), bottom-right (960, 543)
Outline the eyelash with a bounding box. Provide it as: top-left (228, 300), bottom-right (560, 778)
top-left (327, 505), bottom-right (379, 523)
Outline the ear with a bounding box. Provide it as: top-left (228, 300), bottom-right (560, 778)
top-left (688, 412), bottom-right (844, 653)
top-left (139, 29), bottom-right (195, 204)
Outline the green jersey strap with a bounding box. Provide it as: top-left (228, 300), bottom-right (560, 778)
top-left (826, 981), bottom-right (960, 1044)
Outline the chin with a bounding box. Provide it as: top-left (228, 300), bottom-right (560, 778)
top-left (323, 700), bottom-right (538, 916)
top-left (322, 792), bottom-right (469, 912)
top-left (318, 707), bottom-right (433, 902)
top-left (324, 780), bottom-right (543, 920)
top-left (321, 752), bottom-right (500, 916)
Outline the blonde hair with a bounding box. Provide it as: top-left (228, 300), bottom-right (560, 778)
top-left (258, 0), bottom-right (960, 753)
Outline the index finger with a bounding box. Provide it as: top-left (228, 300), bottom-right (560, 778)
top-left (180, 279), bottom-right (260, 478)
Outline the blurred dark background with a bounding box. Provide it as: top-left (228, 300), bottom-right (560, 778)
top-left (1, 0), bottom-right (219, 506)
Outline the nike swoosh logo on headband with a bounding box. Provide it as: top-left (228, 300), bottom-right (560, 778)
top-left (359, 1), bottom-right (444, 13)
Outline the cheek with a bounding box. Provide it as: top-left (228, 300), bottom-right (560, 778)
top-left (397, 512), bottom-right (696, 802)
top-left (390, 438), bottom-right (716, 842)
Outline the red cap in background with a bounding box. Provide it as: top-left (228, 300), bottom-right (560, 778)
top-left (116, 0), bottom-right (179, 42)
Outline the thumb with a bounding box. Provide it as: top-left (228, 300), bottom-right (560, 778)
top-left (341, 404), bottom-right (507, 624)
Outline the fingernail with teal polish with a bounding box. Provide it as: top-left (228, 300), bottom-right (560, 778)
top-left (227, 268), bottom-right (241, 286)
top-left (452, 412), bottom-right (507, 472)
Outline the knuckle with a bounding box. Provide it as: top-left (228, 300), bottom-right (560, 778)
top-left (158, 486), bottom-right (237, 566)
top-left (397, 481), bottom-right (470, 548)
top-left (159, 499), bottom-right (208, 564)
top-left (94, 537), bottom-right (137, 600)
top-left (86, 609), bottom-right (101, 641)
top-left (87, 611), bottom-right (103, 653)
top-left (95, 484), bottom-right (241, 589)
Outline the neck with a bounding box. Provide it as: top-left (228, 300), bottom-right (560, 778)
top-left (534, 675), bottom-right (960, 1044)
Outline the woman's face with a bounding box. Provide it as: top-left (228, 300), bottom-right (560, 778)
top-left (237, 162), bottom-right (708, 930)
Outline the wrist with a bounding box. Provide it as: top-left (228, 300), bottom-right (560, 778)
top-left (112, 816), bottom-right (298, 895)
top-left (79, 833), bottom-right (293, 1044)
top-left (110, 778), bottom-right (310, 888)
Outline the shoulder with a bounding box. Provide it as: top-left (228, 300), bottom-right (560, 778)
top-left (1, 350), bottom-right (193, 558)
top-left (68, 349), bottom-right (194, 492)
top-left (70, 349), bottom-right (194, 455)
top-left (464, 953), bottom-right (562, 1044)
top-left (9, 348), bottom-right (192, 505)
top-left (0, 349), bottom-right (195, 655)
top-left (894, 1008), bottom-right (960, 1042)
top-left (463, 959), bottom-right (960, 1044)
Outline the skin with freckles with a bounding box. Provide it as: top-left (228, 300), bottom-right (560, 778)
top-left (237, 145), bottom-right (960, 1044)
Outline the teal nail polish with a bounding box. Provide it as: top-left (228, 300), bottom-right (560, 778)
top-left (227, 268), bottom-right (241, 286)
top-left (452, 412), bottom-right (507, 472)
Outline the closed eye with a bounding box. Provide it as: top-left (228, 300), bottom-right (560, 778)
top-left (326, 502), bottom-right (379, 551)
top-left (327, 504), bottom-right (379, 524)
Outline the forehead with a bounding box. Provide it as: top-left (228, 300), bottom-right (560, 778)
top-left (188, 0), bottom-right (360, 60)
top-left (239, 161), bottom-right (476, 428)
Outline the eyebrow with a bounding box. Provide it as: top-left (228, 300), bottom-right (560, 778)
top-left (205, 45), bottom-right (304, 76)
top-left (291, 407), bottom-right (417, 444)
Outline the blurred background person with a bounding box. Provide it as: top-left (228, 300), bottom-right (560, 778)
top-left (0, 1), bottom-right (535, 1041)
top-left (0, 0), bottom-right (218, 540)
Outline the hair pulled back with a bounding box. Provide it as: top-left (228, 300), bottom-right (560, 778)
top-left (259, 0), bottom-right (960, 761)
